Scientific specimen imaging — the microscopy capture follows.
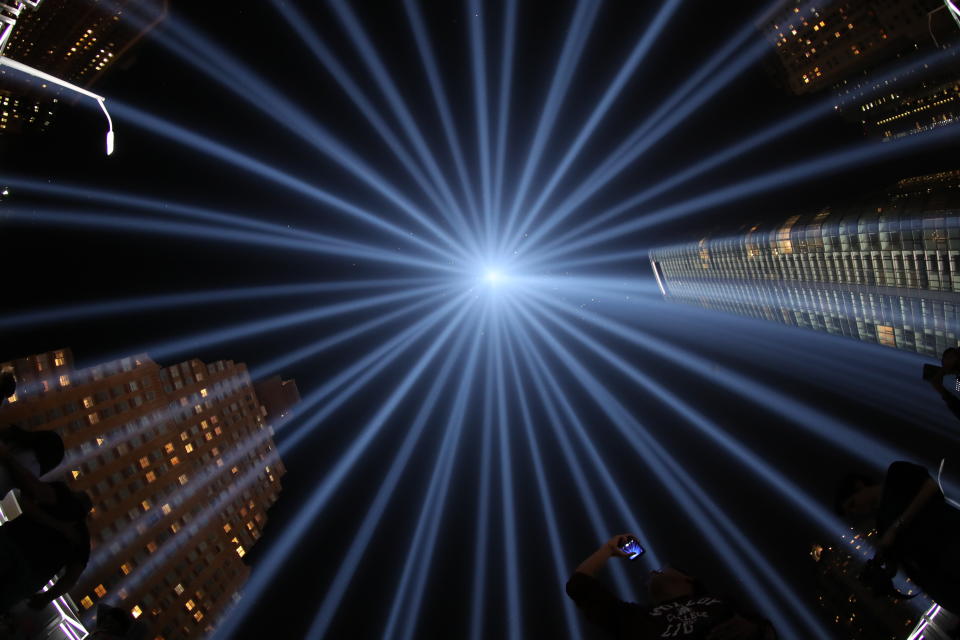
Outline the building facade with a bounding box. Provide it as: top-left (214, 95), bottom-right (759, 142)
top-left (763, 0), bottom-right (960, 140)
top-left (649, 171), bottom-right (960, 357)
top-left (0, 348), bottom-right (287, 639)
top-left (0, 0), bottom-right (167, 134)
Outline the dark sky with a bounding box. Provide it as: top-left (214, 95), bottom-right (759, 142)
top-left (3, 1), bottom-right (960, 639)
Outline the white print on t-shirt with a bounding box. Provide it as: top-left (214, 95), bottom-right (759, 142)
top-left (649, 597), bottom-right (722, 637)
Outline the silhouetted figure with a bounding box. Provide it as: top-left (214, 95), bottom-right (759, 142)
top-left (927, 347), bottom-right (960, 422)
top-left (0, 425), bottom-right (64, 495)
top-left (837, 461), bottom-right (960, 613)
top-left (567, 534), bottom-right (777, 639)
top-left (0, 443), bottom-right (91, 613)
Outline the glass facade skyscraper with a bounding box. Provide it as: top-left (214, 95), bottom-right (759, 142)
top-left (649, 170), bottom-right (960, 357)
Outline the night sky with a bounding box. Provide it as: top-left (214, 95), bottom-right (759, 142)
top-left (3, 1), bottom-right (960, 638)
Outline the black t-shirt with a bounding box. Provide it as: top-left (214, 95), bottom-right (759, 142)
top-left (566, 572), bottom-right (748, 639)
top-left (2, 481), bottom-right (91, 579)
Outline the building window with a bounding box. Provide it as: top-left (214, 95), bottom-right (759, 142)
top-left (131, 605), bottom-right (142, 619)
top-left (80, 596), bottom-right (93, 609)
top-left (88, 413), bottom-right (100, 425)
top-left (164, 442), bottom-right (174, 454)
top-left (162, 503), bottom-right (172, 515)
top-left (170, 456), bottom-right (180, 466)
top-left (139, 456), bottom-right (149, 469)
top-left (83, 396), bottom-right (94, 408)
top-left (146, 471), bottom-right (156, 483)
top-left (141, 500), bottom-right (151, 511)
top-left (54, 352), bottom-right (66, 366)
top-left (59, 374), bottom-right (70, 387)
top-left (223, 523), bottom-right (231, 533)
top-left (178, 474), bottom-right (188, 485)
top-left (174, 583), bottom-right (184, 595)
top-left (236, 546), bottom-right (246, 558)
top-left (94, 584), bottom-right (107, 598)
top-left (146, 541), bottom-right (158, 553)
top-left (185, 443), bottom-right (194, 453)
top-left (185, 599), bottom-right (195, 611)
top-left (194, 611), bottom-right (204, 622)
top-left (120, 563), bottom-right (132, 575)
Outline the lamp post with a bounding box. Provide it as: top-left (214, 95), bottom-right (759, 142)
top-left (0, 54), bottom-right (114, 155)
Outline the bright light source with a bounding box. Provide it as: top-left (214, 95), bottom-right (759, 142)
top-left (485, 270), bottom-right (502, 284)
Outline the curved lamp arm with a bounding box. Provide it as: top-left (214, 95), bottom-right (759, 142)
top-left (0, 54), bottom-right (114, 155)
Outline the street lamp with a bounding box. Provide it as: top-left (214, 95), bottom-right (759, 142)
top-left (0, 54), bottom-right (114, 155)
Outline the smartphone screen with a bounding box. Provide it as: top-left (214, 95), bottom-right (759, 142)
top-left (619, 537), bottom-right (644, 560)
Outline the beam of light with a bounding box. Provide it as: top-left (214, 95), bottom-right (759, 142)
top-left (0, 278), bottom-right (443, 331)
top-left (501, 326), bottom-right (587, 640)
top-left (492, 308), bottom-right (523, 640)
top-left (508, 0), bottom-right (812, 258)
top-left (1, 175), bottom-right (332, 243)
top-left (108, 101), bottom-right (468, 266)
top-left (528, 45), bottom-right (960, 258)
top-left (501, 0), bottom-right (682, 250)
top-left (303, 304), bottom-right (487, 640)
top-left (85, 289), bottom-right (471, 581)
top-left (507, 300), bottom-right (829, 638)
top-left (402, 0), bottom-right (484, 244)
top-left (385, 309), bottom-right (487, 640)
top-left (498, 0), bottom-right (602, 255)
top-left (468, 318), bottom-right (496, 640)
top-left (504, 304), bottom-right (653, 601)
top-left (516, 293), bottom-right (860, 536)
top-left (266, 0), bottom-right (480, 257)
top-left (525, 285), bottom-right (903, 469)
top-left (7, 205), bottom-right (456, 274)
top-left (94, 282), bottom-right (457, 368)
top-left (525, 119), bottom-right (960, 268)
top-left (209, 297), bottom-right (479, 640)
top-left (125, 10), bottom-right (471, 261)
top-left (467, 0), bottom-right (493, 242)
top-left (491, 0), bottom-right (518, 230)
top-left (327, 0), bottom-right (473, 237)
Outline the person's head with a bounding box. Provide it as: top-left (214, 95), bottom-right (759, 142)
top-left (647, 566), bottom-right (706, 604)
top-left (942, 347), bottom-right (960, 374)
top-left (835, 473), bottom-right (881, 518)
top-left (0, 367), bottom-right (15, 402)
top-left (32, 429), bottom-right (65, 475)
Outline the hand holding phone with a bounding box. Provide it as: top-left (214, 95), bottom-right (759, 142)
top-left (617, 535), bottom-right (644, 560)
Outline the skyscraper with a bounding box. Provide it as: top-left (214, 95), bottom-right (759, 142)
top-left (649, 170), bottom-right (960, 357)
top-left (763, 0), bottom-right (960, 140)
top-left (0, 348), bottom-right (288, 639)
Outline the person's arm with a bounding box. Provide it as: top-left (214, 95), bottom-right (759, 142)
top-left (27, 562), bottom-right (84, 608)
top-left (0, 444), bottom-right (55, 504)
top-left (566, 535), bottom-right (636, 636)
top-left (878, 476), bottom-right (940, 550)
top-left (18, 497), bottom-right (82, 545)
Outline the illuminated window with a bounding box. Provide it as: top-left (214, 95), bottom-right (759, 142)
top-left (210, 415), bottom-right (218, 424)
top-left (141, 500), bottom-right (151, 511)
top-left (59, 374), bottom-right (70, 387)
top-left (161, 503), bottom-right (171, 515)
top-left (231, 466), bottom-right (239, 475)
top-left (146, 471), bottom-right (156, 483)
top-left (246, 521), bottom-right (254, 531)
top-left (146, 541), bottom-right (157, 553)
top-left (54, 352), bottom-right (66, 366)
top-left (877, 325), bottom-right (896, 347)
top-left (185, 599), bottom-right (195, 611)
top-left (131, 605), bottom-right (142, 619)
top-left (180, 431), bottom-right (189, 441)
top-left (174, 583), bottom-right (184, 595)
top-left (164, 442), bottom-right (174, 454)
top-left (200, 388), bottom-right (208, 398)
top-left (120, 563), bottom-right (131, 575)
top-left (205, 432), bottom-right (213, 441)
top-left (170, 522), bottom-right (180, 533)
top-left (214, 427), bottom-right (222, 436)
top-left (88, 412), bottom-right (100, 425)
top-left (223, 523), bottom-right (231, 533)
top-left (194, 611), bottom-right (204, 622)
top-left (94, 584), bottom-right (107, 597)
top-left (6, 392), bottom-right (15, 404)
top-left (231, 536), bottom-right (239, 544)
top-left (139, 456), bottom-right (149, 469)
top-left (80, 596), bottom-right (93, 609)
top-left (200, 420), bottom-right (209, 429)
top-left (236, 546), bottom-right (246, 558)
top-left (96, 437), bottom-right (105, 447)
top-left (178, 474), bottom-right (188, 485)
top-left (83, 396), bottom-right (94, 408)
top-left (185, 443), bottom-right (194, 453)
top-left (72, 470), bottom-right (81, 479)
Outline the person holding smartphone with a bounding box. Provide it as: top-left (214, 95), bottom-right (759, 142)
top-left (566, 534), bottom-right (776, 639)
